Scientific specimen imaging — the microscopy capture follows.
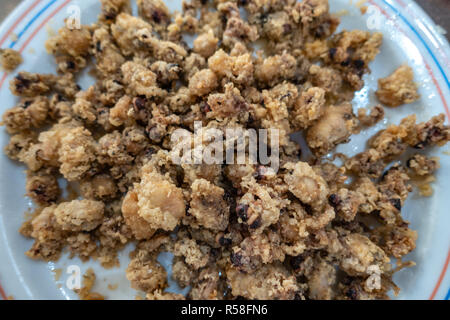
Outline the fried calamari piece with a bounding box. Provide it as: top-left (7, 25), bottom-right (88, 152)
top-left (121, 61), bottom-right (165, 98)
top-left (58, 127), bottom-right (97, 181)
top-left (126, 250), bottom-right (167, 293)
top-left (9, 72), bottom-right (79, 98)
top-left (193, 29), bottom-right (219, 58)
top-left (339, 233), bottom-right (390, 276)
top-left (25, 205), bottom-right (66, 261)
top-left (230, 231), bottom-right (285, 273)
top-left (188, 69), bottom-right (218, 97)
top-left (92, 26), bottom-right (126, 75)
top-left (45, 25), bottom-right (92, 73)
top-left (121, 191), bottom-right (155, 240)
top-left (221, 5), bottom-right (258, 47)
top-left (100, 0), bottom-right (131, 21)
top-left (284, 161), bottom-right (329, 207)
top-left (137, 0), bottom-right (171, 27)
top-left (80, 174), bottom-right (118, 200)
top-left (2, 96), bottom-right (50, 134)
top-left (124, 163), bottom-right (185, 232)
top-left (188, 179), bottom-right (230, 231)
top-left (237, 177), bottom-right (288, 232)
top-left (9, 72), bottom-right (52, 97)
top-left (328, 188), bottom-right (365, 222)
top-left (327, 30), bottom-right (383, 83)
top-left (4, 131), bottom-right (36, 161)
top-left (291, 87), bottom-right (326, 129)
top-left (147, 290), bottom-right (186, 300)
top-left (357, 105), bottom-right (385, 127)
top-left (207, 82), bottom-right (248, 118)
top-left (306, 103), bottom-right (357, 155)
top-left (307, 259), bottom-right (337, 300)
top-left (111, 12), bottom-right (154, 56)
top-left (26, 169), bottom-right (60, 205)
top-left (208, 49), bottom-right (254, 85)
top-left (406, 154), bottom-right (439, 176)
top-left (54, 199), bottom-right (104, 232)
top-left (404, 114), bottom-right (450, 149)
top-left (371, 225), bottom-right (417, 259)
top-left (189, 266), bottom-right (223, 300)
top-left (308, 64), bottom-right (343, 95)
top-left (376, 65), bottom-right (420, 107)
top-left (109, 95), bottom-right (132, 126)
top-left (172, 256), bottom-right (197, 288)
top-left (0, 48), bottom-right (23, 72)
top-left (255, 52), bottom-right (297, 86)
top-left (226, 263), bottom-right (299, 300)
top-left (173, 238), bottom-right (210, 270)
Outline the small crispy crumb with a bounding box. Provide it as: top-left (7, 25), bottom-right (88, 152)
top-left (376, 65), bottom-right (420, 107)
top-left (415, 175), bottom-right (436, 197)
top-left (335, 9), bottom-right (349, 17)
top-left (107, 283), bottom-right (118, 290)
top-left (52, 268), bottom-right (62, 281)
top-left (76, 268), bottom-right (105, 300)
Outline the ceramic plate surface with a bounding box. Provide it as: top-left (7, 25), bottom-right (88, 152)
top-left (0, 0), bottom-right (449, 300)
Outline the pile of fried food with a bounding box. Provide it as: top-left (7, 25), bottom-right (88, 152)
top-left (1, 0), bottom-right (449, 300)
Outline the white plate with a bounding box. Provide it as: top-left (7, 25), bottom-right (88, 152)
top-left (0, 0), bottom-right (449, 300)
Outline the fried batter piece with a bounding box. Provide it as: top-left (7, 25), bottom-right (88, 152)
top-left (54, 199), bottom-right (104, 232)
top-left (357, 105), bottom-right (385, 128)
top-left (124, 163), bottom-right (185, 232)
top-left (0, 48), bottom-right (23, 72)
top-left (291, 87), bottom-right (326, 129)
top-left (26, 169), bottom-right (60, 205)
top-left (226, 263), bottom-right (299, 300)
top-left (25, 205), bottom-right (67, 261)
top-left (126, 250), bottom-right (168, 293)
top-left (230, 230), bottom-right (285, 273)
top-left (188, 179), bottom-right (230, 231)
top-left (346, 115), bottom-right (450, 178)
top-left (307, 103), bottom-right (357, 155)
top-left (284, 161), bottom-right (329, 207)
top-left (376, 65), bottom-right (420, 107)
top-left (2, 96), bottom-right (50, 134)
top-left (406, 154), bottom-right (439, 177)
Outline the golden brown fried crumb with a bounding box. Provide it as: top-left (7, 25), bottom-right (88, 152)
top-left (376, 65), bottom-right (420, 107)
top-left (0, 48), bottom-right (23, 72)
top-left (76, 268), bottom-right (105, 300)
top-left (406, 154), bottom-right (439, 177)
